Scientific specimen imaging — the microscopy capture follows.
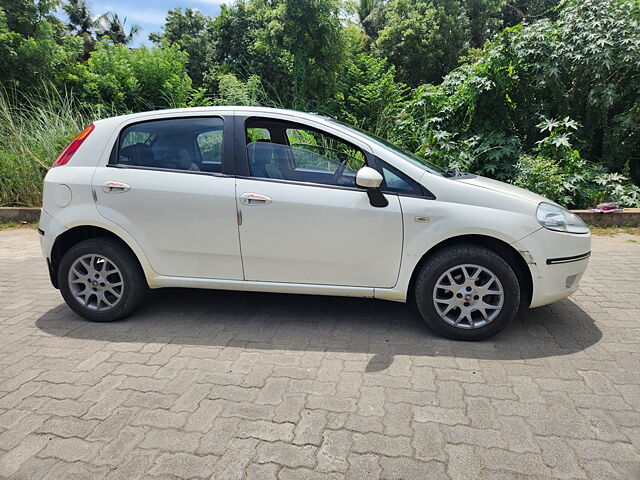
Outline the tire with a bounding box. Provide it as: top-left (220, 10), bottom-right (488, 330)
top-left (414, 245), bottom-right (520, 341)
top-left (58, 237), bottom-right (147, 322)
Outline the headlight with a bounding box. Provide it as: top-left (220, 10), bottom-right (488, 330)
top-left (536, 202), bottom-right (589, 234)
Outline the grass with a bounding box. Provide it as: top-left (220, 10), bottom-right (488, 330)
top-left (0, 221), bottom-right (37, 231)
top-left (589, 225), bottom-right (640, 236)
top-left (0, 87), bottom-right (117, 207)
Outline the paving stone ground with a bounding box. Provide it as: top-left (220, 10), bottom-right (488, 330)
top-left (0, 228), bottom-right (639, 480)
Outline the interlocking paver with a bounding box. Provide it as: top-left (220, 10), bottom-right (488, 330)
top-left (149, 451), bottom-right (219, 478)
top-left (0, 228), bottom-right (639, 479)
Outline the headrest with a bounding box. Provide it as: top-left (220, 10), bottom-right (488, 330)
top-left (120, 143), bottom-right (155, 166)
top-left (247, 141), bottom-right (274, 167)
top-left (173, 148), bottom-right (192, 170)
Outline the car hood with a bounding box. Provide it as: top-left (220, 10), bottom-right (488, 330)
top-left (455, 174), bottom-right (554, 206)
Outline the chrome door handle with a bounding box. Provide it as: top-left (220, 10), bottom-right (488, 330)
top-left (102, 181), bottom-right (130, 193)
top-left (240, 192), bottom-right (272, 205)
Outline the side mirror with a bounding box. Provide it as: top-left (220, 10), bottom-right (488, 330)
top-left (356, 167), bottom-right (388, 208)
top-left (356, 166), bottom-right (383, 189)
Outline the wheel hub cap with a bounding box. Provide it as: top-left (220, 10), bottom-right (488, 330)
top-left (68, 254), bottom-right (124, 312)
top-left (433, 264), bottom-right (504, 329)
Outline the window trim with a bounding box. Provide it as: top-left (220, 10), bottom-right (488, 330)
top-left (109, 115), bottom-right (233, 176)
top-left (233, 174), bottom-right (384, 194)
top-left (106, 163), bottom-right (229, 178)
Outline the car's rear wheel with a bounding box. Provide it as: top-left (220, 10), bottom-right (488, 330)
top-left (58, 238), bottom-right (146, 322)
top-left (414, 245), bottom-right (520, 340)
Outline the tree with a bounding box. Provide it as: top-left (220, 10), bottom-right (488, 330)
top-left (62, 0), bottom-right (96, 59)
top-left (283, 0), bottom-right (345, 109)
top-left (0, 1), bottom-right (82, 91)
top-left (96, 11), bottom-right (140, 45)
top-left (375, 0), bottom-right (469, 86)
top-left (348, 0), bottom-right (385, 44)
top-left (501, 0), bottom-right (560, 27)
top-left (464, 0), bottom-right (504, 48)
top-left (76, 42), bottom-right (192, 111)
top-left (0, 0), bottom-right (59, 37)
top-left (211, 1), bottom-right (291, 104)
top-left (150, 8), bottom-right (216, 88)
top-left (395, 0), bottom-right (640, 199)
top-left (336, 53), bottom-right (408, 134)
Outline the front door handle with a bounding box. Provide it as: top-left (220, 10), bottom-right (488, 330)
top-left (102, 181), bottom-right (130, 193)
top-left (240, 192), bottom-right (272, 205)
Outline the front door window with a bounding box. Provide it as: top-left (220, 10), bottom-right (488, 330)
top-left (244, 119), bottom-right (366, 187)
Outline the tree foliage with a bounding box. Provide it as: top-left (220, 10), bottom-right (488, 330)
top-left (284, 0), bottom-right (344, 109)
top-left (374, 0), bottom-right (467, 85)
top-left (0, 3), bottom-right (82, 90)
top-left (149, 8), bottom-right (216, 87)
top-left (337, 53), bottom-right (408, 134)
top-left (95, 12), bottom-right (141, 45)
top-left (393, 0), bottom-right (640, 196)
top-left (74, 43), bottom-right (192, 111)
top-left (210, 1), bottom-right (291, 104)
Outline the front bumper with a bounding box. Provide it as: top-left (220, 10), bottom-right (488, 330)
top-left (513, 227), bottom-right (591, 308)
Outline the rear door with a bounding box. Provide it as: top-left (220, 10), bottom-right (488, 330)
top-left (92, 115), bottom-right (243, 280)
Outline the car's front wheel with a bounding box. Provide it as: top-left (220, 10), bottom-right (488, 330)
top-left (58, 238), bottom-right (146, 322)
top-left (414, 245), bottom-right (520, 340)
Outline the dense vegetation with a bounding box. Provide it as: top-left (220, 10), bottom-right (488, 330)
top-left (1, 0), bottom-right (639, 208)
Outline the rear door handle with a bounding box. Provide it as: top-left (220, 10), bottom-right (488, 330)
top-left (240, 192), bottom-right (272, 205)
top-left (102, 181), bottom-right (130, 193)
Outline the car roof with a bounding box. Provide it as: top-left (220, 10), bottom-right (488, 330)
top-left (96, 106), bottom-right (334, 126)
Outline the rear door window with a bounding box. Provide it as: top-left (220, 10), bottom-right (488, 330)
top-left (117, 117), bottom-right (224, 173)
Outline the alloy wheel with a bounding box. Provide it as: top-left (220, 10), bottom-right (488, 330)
top-left (432, 264), bottom-right (504, 329)
top-left (68, 254), bottom-right (124, 312)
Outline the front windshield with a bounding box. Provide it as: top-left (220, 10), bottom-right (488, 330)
top-left (329, 119), bottom-right (446, 176)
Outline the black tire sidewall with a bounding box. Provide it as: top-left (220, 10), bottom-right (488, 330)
top-left (58, 238), bottom-right (146, 322)
top-left (415, 246), bottom-right (520, 341)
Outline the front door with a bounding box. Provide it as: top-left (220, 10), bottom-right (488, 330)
top-left (92, 116), bottom-right (243, 280)
top-left (235, 117), bottom-right (403, 288)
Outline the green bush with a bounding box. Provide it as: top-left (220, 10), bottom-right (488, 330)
top-left (513, 155), bottom-right (565, 203)
top-left (0, 5), bottom-right (83, 92)
top-left (336, 53), bottom-right (409, 135)
top-left (512, 117), bottom-right (640, 208)
top-left (74, 42), bottom-right (192, 111)
top-left (382, 0), bottom-right (640, 208)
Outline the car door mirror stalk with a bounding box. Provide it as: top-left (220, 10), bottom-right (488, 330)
top-left (367, 188), bottom-right (389, 208)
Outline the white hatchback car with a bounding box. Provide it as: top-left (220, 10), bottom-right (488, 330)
top-left (39, 107), bottom-right (591, 340)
